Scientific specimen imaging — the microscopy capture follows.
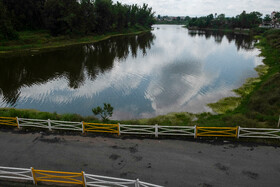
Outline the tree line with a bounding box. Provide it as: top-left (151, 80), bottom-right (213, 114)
top-left (0, 0), bottom-right (155, 40)
top-left (187, 11), bottom-right (280, 29)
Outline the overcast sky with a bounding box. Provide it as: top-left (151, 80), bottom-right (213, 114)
top-left (113, 0), bottom-right (280, 17)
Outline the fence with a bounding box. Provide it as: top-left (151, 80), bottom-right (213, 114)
top-left (0, 166), bottom-right (161, 187)
top-left (0, 117), bottom-right (280, 139)
top-left (83, 122), bottom-right (119, 134)
top-left (196, 127), bottom-right (238, 138)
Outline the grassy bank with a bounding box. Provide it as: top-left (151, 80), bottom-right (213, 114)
top-left (0, 26), bottom-right (150, 55)
top-left (0, 30), bottom-right (279, 129)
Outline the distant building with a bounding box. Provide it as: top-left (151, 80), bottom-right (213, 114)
top-left (271, 11), bottom-right (276, 20)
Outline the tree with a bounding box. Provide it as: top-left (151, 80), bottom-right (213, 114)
top-left (263, 14), bottom-right (272, 24)
top-left (94, 0), bottom-right (114, 33)
top-left (2, 0), bottom-right (46, 30)
top-left (44, 0), bottom-right (82, 35)
top-left (0, 0), bottom-right (18, 40)
top-left (80, 0), bottom-right (96, 34)
top-left (92, 103), bottom-right (114, 121)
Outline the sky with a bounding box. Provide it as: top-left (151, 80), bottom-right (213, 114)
top-left (113, 0), bottom-right (280, 17)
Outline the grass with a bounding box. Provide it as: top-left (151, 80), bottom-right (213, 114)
top-left (120, 112), bottom-right (196, 126)
top-left (0, 26), bottom-right (150, 54)
top-left (0, 108), bottom-right (99, 123)
top-left (208, 64), bottom-right (269, 114)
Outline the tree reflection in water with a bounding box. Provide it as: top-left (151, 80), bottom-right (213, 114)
top-left (0, 32), bottom-right (155, 105)
top-left (188, 30), bottom-right (257, 51)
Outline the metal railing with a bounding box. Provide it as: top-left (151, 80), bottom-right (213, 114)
top-left (0, 117), bottom-right (18, 127)
top-left (83, 122), bottom-right (118, 134)
top-left (0, 166), bottom-right (161, 187)
top-left (32, 169), bottom-right (85, 185)
top-left (239, 127), bottom-right (280, 139)
top-left (0, 166), bottom-right (33, 181)
top-left (0, 116), bottom-right (280, 139)
top-left (196, 127), bottom-right (238, 138)
top-left (84, 174), bottom-right (162, 187)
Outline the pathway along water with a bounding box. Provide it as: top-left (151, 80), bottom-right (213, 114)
top-left (0, 25), bottom-right (263, 120)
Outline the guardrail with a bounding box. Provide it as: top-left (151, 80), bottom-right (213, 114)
top-left (0, 166), bottom-right (161, 187)
top-left (83, 122), bottom-right (119, 134)
top-left (0, 116), bottom-right (280, 139)
top-left (196, 127), bottom-right (238, 138)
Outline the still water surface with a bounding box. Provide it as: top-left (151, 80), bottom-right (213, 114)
top-left (0, 25), bottom-right (263, 119)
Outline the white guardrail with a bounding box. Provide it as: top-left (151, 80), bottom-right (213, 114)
top-left (0, 166), bottom-right (162, 187)
top-left (239, 127), bottom-right (280, 139)
top-left (1, 117), bottom-right (280, 139)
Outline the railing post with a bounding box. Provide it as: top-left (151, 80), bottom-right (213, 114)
top-left (16, 117), bottom-right (20, 129)
top-left (82, 121), bottom-right (85, 133)
top-left (82, 171), bottom-right (86, 187)
top-left (135, 178), bottom-right (140, 187)
top-left (48, 119), bottom-right (52, 131)
top-left (236, 126), bottom-right (240, 139)
top-left (118, 123), bottom-right (121, 136)
top-left (155, 124), bottom-right (158, 138)
top-left (194, 125), bottom-right (197, 138)
top-left (30, 167), bottom-right (36, 185)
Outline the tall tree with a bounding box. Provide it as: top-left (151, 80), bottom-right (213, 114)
top-left (44, 0), bottom-right (82, 35)
top-left (0, 0), bottom-right (18, 40)
top-left (94, 0), bottom-right (114, 33)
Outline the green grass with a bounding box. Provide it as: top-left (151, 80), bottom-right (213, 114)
top-left (0, 108), bottom-right (99, 123)
top-left (120, 112), bottom-right (196, 126)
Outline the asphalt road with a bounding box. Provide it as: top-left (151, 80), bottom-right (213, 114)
top-left (0, 129), bottom-right (280, 187)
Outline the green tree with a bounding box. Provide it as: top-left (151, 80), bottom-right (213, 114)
top-left (44, 0), bottom-right (82, 35)
top-left (2, 0), bottom-right (46, 30)
top-left (80, 0), bottom-right (96, 34)
top-left (92, 103), bottom-right (114, 121)
top-left (0, 0), bottom-right (18, 40)
top-left (263, 14), bottom-right (272, 24)
top-left (94, 0), bottom-right (114, 33)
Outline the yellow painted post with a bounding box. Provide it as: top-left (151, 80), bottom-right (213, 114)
top-left (81, 171), bottom-right (86, 187)
top-left (31, 167), bottom-right (37, 185)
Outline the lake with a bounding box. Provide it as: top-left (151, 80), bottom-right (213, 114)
top-left (0, 25), bottom-right (263, 119)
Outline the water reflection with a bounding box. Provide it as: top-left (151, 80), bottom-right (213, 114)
top-left (0, 25), bottom-right (262, 119)
top-left (0, 32), bottom-right (155, 105)
top-left (188, 30), bottom-right (257, 50)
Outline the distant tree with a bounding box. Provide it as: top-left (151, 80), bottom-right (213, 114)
top-left (92, 103), bottom-right (114, 121)
top-left (94, 0), bottom-right (114, 33)
top-left (0, 0), bottom-right (18, 40)
top-left (44, 0), bottom-right (82, 35)
top-left (263, 14), bottom-right (272, 24)
top-left (274, 12), bottom-right (280, 20)
top-left (80, 0), bottom-right (96, 34)
top-left (2, 0), bottom-right (46, 30)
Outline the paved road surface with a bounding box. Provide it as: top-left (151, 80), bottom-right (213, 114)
top-left (0, 130), bottom-right (280, 187)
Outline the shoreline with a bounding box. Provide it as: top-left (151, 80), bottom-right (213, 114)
top-left (0, 29), bottom-right (151, 56)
